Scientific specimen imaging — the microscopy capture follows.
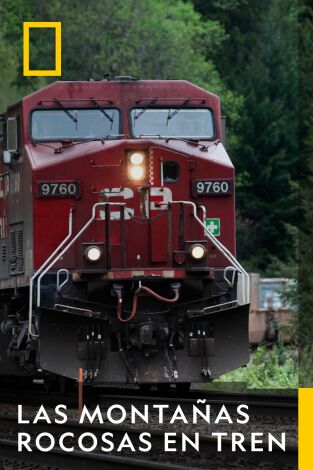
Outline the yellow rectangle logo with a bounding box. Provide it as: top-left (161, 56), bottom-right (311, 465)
top-left (23, 22), bottom-right (61, 76)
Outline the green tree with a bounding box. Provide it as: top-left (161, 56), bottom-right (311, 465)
top-left (193, 0), bottom-right (298, 272)
top-left (299, 0), bottom-right (313, 386)
top-left (0, 30), bottom-right (19, 112)
top-left (0, 0), bottom-right (241, 122)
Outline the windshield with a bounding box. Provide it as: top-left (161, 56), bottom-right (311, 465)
top-left (31, 108), bottom-right (120, 140)
top-left (130, 108), bottom-right (214, 139)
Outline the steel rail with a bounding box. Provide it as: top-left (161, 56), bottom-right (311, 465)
top-left (0, 387), bottom-right (298, 418)
top-left (0, 415), bottom-right (297, 468)
top-left (0, 438), bottom-right (195, 470)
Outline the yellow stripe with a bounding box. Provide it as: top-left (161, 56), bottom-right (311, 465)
top-left (23, 22), bottom-right (62, 76)
top-left (299, 388), bottom-right (313, 469)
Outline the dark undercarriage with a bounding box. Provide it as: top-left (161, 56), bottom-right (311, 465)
top-left (0, 271), bottom-right (250, 384)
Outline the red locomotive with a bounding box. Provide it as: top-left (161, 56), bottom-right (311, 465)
top-left (0, 77), bottom-right (250, 387)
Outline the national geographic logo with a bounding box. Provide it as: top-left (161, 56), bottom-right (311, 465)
top-left (23, 22), bottom-right (62, 76)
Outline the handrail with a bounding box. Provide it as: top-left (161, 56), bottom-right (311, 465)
top-left (57, 268), bottom-right (70, 293)
top-left (29, 202), bottom-right (125, 339)
top-left (169, 200), bottom-right (250, 305)
top-left (36, 202), bottom-right (126, 309)
top-left (199, 205), bottom-right (206, 224)
top-left (29, 199), bottom-right (249, 338)
top-left (224, 266), bottom-right (236, 288)
top-left (189, 300), bottom-right (239, 315)
top-left (28, 208), bottom-right (73, 338)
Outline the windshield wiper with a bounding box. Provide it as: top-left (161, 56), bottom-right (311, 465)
top-left (134, 98), bottom-right (159, 121)
top-left (31, 135), bottom-right (127, 153)
top-left (89, 97), bottom-right (114, 125)
top-left (166, 98), bottom-right (191, 126)
top-left (165, 137), bottom-right (221, 151)
top-left (55, 135), bottom-right (127, 153)
top-left (53, 98), bottom-right (77, 123)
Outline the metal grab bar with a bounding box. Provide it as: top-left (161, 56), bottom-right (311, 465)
top-left (36, 202), bottom-right (126, 309)
top-left (28, 209), bottom-right (73, 338)
top-left (189, 300), bottom-right (239, 316)
top-left (199, 205), bottom-right (206, 225)
top-left (57, 268), bottom-right (70, 293)
top-left (223, 266), bottom-right (236, 288)
top-left (29, 202), bottom-right (126, 339)
top-left (29, 199), bottom-right (249, 338)
top-left (170, 201), bottom-right (250, 305)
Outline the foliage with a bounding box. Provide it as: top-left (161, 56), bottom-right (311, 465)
top-left (193, 0), bottom-right (298, 271)
top-left (0, 29), bottom-right (19, 111)
top-left (299, 346), bottom-right (313, 388)
top-left (298, 0), bottom-right (313, 385)
top-left (217, 345), bottom-right (298, 389)
top-left (0, 0), bottom-right (241, 119)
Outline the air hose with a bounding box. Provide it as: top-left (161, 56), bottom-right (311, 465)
top-left (116, 283), bottom-right (180, 323)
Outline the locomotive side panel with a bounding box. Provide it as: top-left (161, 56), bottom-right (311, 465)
top-left (0, 104), bottom-right (34, 287)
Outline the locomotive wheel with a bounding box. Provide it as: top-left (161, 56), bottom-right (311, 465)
top-left (175, 382), bottom-right (191, 393)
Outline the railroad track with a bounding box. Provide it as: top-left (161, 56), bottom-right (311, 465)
top-left (0, 414), bottom-right (297, 469)
top-left (0, 385), bottom-right (298, 418)
top-left (0, 385), bottom-right (298, 468)
top-left (0, 438), bottom-right (192, 470)
top-left (93, 389), bottom-right (298, 418)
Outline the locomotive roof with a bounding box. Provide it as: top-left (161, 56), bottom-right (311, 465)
top-left (13, 79), bottom-right (219, 110)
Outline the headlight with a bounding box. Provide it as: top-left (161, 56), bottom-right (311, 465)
top-left (190, 244), bottom-right (206, 260)
top-left (128, 166), bottom-right (144, 180)
top-left (127, 151), bottom-right (146, 180)
top-left (129, 152), bottom-right (144, 165)
top-left (85, 246), bottom-right (102, 262)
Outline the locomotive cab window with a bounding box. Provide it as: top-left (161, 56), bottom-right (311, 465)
top-left (163, 160), bottom-right (179, 183)
top-left (130, 108), bottom-right (214, 139)
top-left (31, 108), bottom-right (120, 141)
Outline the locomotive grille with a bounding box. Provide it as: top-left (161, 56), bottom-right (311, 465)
top-left (9, 226), bottom-right (24, 275)
top-left (16, 229), bottom-right (24, 274)
top-left (9, 231), bottom-right (17, 272)
top-left (1, 243), bottom-right (7, 263)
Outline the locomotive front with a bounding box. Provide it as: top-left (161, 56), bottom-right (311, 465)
top-left (0, 78), bottom-right (250, 386)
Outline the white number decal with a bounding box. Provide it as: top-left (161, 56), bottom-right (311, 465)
top-left (59, 183), bottom-right (68, 195)
top-left (196, 182), bottom-right (204, 193)
top-left (51, 183), bottom-right (58, 195)
top-left (68, 183), bottom-right (77, 195)
top-left (194, 180), bottom-right (231, 195)
top-left (213, 181), bottom-right (220, 192)
top-left (221, 181), bottom-right (229, 192)
top-left (39, 182), bottom-right (79, 197)
top-left (41, 183), bottom-right (50, 195)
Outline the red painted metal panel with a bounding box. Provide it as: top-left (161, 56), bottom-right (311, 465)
top-left (0, 79), bottom-right (236, 277)
top-left (150, 210), bottom-right (168, 262)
